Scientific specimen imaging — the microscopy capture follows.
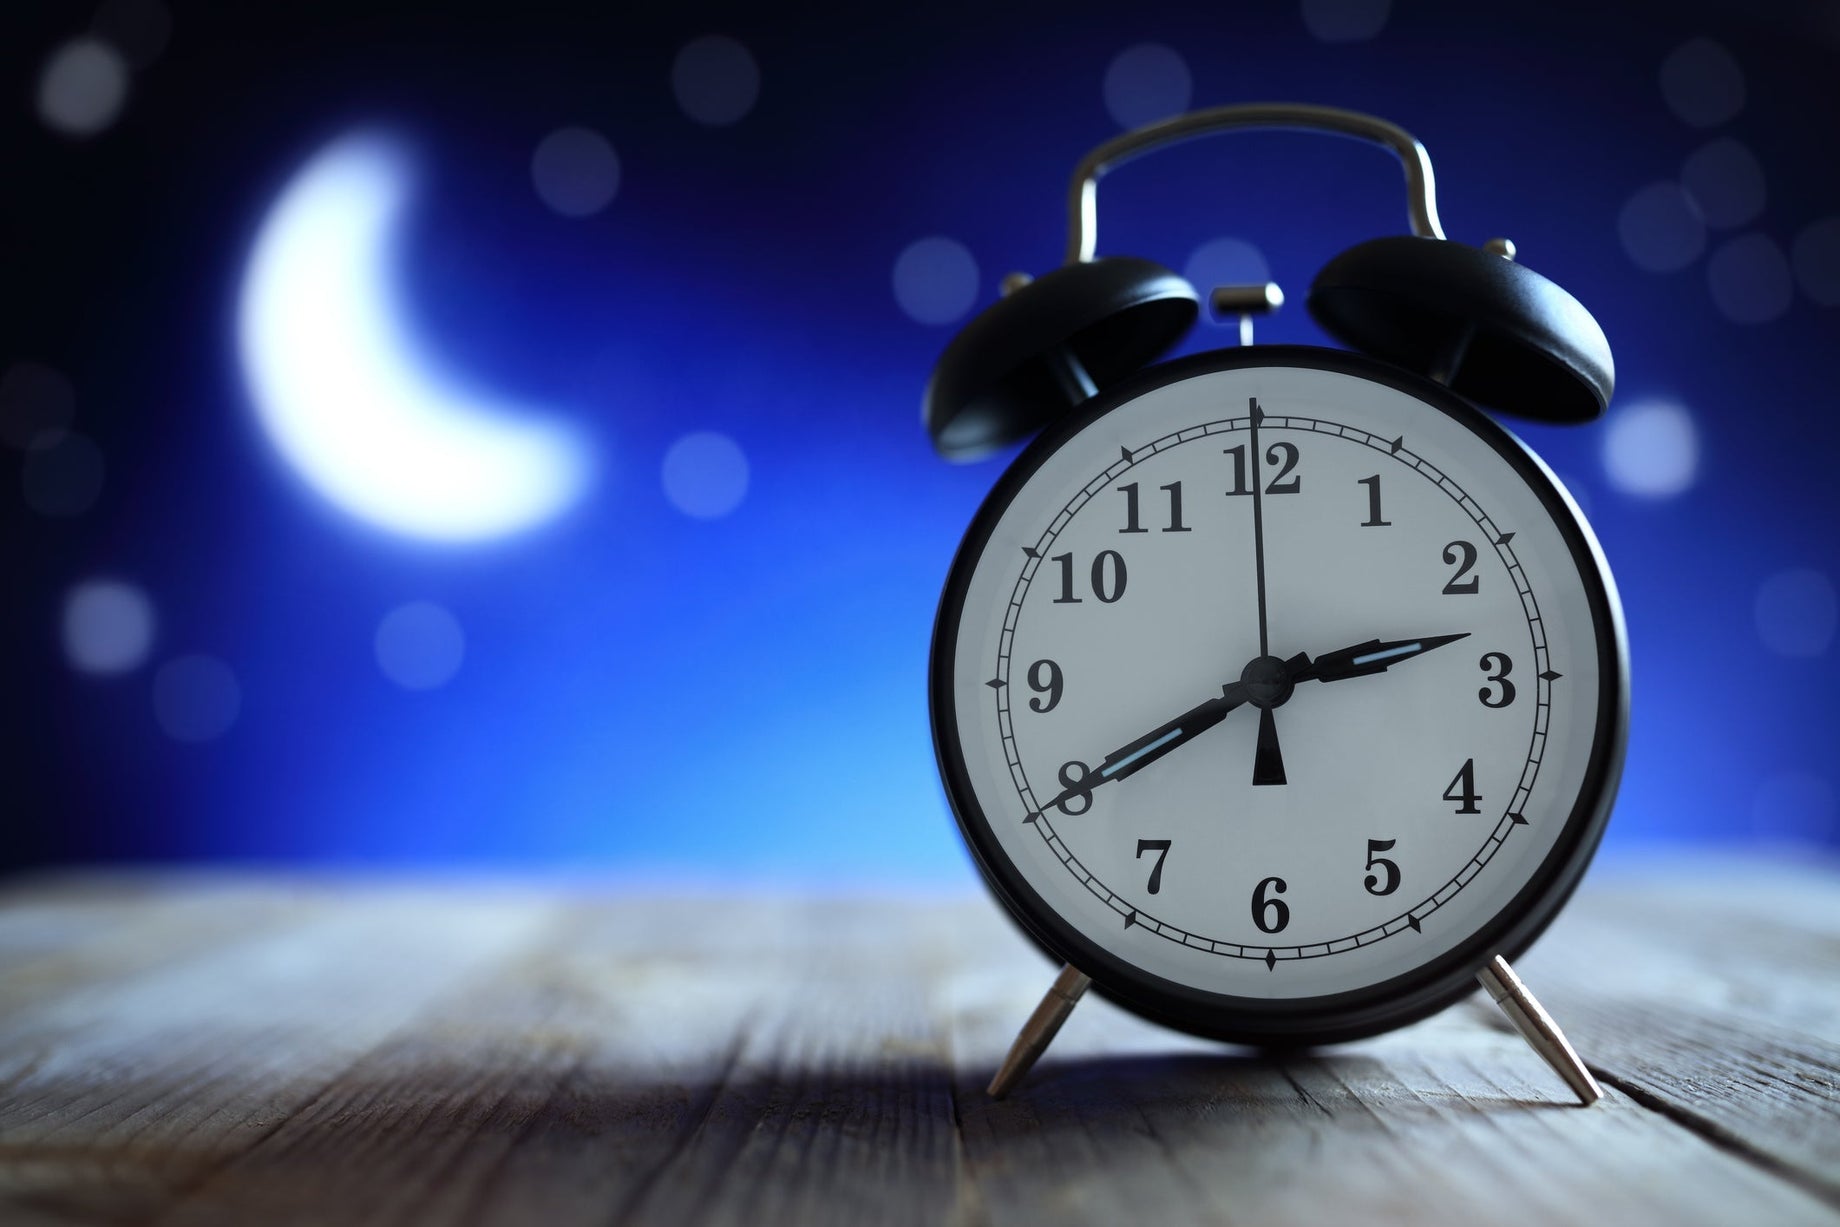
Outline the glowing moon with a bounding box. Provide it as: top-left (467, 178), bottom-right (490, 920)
top-left (237, 133), bottom-right (589, 542)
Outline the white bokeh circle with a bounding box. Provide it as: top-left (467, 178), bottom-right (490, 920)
top-left (63, 579), bottom-right (156, 675)
top-left (672, 35), bottom-right (761, 127)
top-left (375, 601), bottom-right (466, 690)
top-left (892, 236), bottom-right (979, 326)
top-left (1601, 399), bottom-right (1699, 498)
top-left (1658, 38), bottom-right (1745, 128)
top-left (153, 654), bottom-right (241, 743)
top-left (1183, 237), bottom-right (1272, 304)
top-left (1301, 0), bottom-right (1391, 43)
top-left (662, 431), bottom-right (749, 519)
top-left (1680, 138), bottom-right (1765, 229)
top-left (1790, 217), bottom-right (1840, 307)
top-left (530, 127), bottom-right (621, 218)
top-left (1754, 568), bottom-right (1836, 659)
top-left (22, 432), bottom-right (105, 517)
top-left (37, 39), bottom-right (129, 138)
top-left (1617, 182), bottom-right (1705, 273)
top-left (1103, 43), bottom-right (1192, 131)
top-left (1707, 233), bottom-right (1793, 325)
top-left (0, 361), bottom-right (76, 450)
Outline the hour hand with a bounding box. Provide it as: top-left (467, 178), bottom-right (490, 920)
top-left (1295, 633), bottom-right (1469, 684)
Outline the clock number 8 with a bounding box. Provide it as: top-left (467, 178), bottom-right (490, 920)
top-left (1056, 760), bottom-right (1094, 815)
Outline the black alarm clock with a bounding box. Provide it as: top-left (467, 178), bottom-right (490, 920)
top-left (924, 104), bottom-right (1627, 1103)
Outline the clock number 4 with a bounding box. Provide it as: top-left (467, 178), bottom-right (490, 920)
top-left (1117, 482), bottom-right (1191, 533)
top-left (1135, 839), bottom-right (1171, 894)
top-left (1051, 551), bottom-right (1127, 604)
top-left (1225, 442), bottom-right (1301, 496)
top-left (1443, 758), bottom-right (1482, 815)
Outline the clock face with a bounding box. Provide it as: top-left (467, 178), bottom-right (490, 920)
top-left (933, 347), bottom-right (1626, 1043)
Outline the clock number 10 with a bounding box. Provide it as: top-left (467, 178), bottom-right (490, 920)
top-left (1051, 551), bottom-right (1127, 604)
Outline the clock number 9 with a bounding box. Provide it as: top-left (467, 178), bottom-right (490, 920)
top-left (1026, 659), bottom-right (1062, 713)
top-left (1478, 652), bottom-right (1516, 708)
top-left (1251, 876), bottom-right (1289, 933)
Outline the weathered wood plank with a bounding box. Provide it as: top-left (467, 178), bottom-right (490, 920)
top-left (0, 864), bottom-right (1835, 1226)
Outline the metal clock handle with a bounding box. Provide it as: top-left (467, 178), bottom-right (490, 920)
top-left (990, 958), bottom-right (1601, 1105)
top-left (1065, 102), bottom-right (1447, 266)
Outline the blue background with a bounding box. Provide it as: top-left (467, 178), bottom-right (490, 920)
top-left (5, 0), bottom-right (1837, 882)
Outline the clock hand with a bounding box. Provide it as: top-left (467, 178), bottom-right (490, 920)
top-left (1032, 681), bottom-right (1254, 816)
top-left (1293, 632), bottom-right (1471, 685)
top-left (1246, 399), bottom-right (1286, 787)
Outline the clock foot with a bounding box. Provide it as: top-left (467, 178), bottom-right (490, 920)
top-left (1476, 954), bottom-right (1602, 1106)
top-left (987, 964), bottom-right (1091, 1099)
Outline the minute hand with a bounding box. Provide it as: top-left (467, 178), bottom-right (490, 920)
top-left (1032, 681), bottom-right (1255, 817)
top-left (1294, 632), bottom-right (1470, 684)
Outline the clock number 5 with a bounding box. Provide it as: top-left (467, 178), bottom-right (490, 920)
top-left (1135, 839), bottom-right (1171, 894)
top-left (1251, 876), bottom-right (1290, 933)
top-left (1363, 838), bottom-right (1400, 896)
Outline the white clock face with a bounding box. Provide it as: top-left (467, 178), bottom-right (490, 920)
top-left (940, 353), bottom-right (1621, 1016)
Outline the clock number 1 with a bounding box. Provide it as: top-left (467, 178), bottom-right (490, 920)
top-left (1357, 474), bottom-right (1392, 526)
top-left (1116, 482), bottom-right (1191, 533)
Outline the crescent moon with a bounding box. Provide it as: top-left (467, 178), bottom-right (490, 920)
top-left (237, 132), bottom-right (590, 542)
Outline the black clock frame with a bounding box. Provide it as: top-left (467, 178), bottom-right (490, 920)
top-left (929, 344), bottom-right (1629, 1047)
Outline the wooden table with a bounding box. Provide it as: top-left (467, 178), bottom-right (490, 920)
top-left (2, 859), bottom-right (1837, 1226)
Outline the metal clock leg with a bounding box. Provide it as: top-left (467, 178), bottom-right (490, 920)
top-left (988, 964), bottom-right (1092, 1098)
top-left (1476, 955), bottom-right (1602, 1105)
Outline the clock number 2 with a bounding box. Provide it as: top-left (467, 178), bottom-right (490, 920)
top-left (1251, 876), bottom-right (1290, 933)
top-left (1442, 540), bottom-right (1480, 594)
top-left (1135, 839), bottom-right (1172, 894)
top-left (1051, 551), bottom-right (1127, 604)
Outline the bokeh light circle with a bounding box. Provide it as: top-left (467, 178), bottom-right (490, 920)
top-left (1617, 182), bottom-right (1705, 273)
top-left (530, 127), bottom-right (621, 218)
top-left (892, 236), bottom-right (979, 326)
top-left (1183, 237), bottom-right (1272, 306)
top-left (1679, 138), bottom-right (1765, 229)
top-left (662, 431), bottom-right (750, 520)
top-left (672, 35), bottom-right (760, 127)
top-left (63, 579), bottom-right (156, 675)
top-left (1750, 771), bottom-right (1837, 843)
top-left (1658, 38), bottom-right (1745, 128)
top-left (22, 432), bottom-right (105, 517)
top-left (1103, 43), bottom-right (1192, 131)
top-left (37, 39), bottom-right (129, 137)
top-left (1707, 233), bottom-right (1793, 325)
top-left (1754, 568), bottom-right (1837, 659)
top-left (1301, 0), bottom-right (1391, 43)
top-left (1601, 399), bottom-right (1699, 499)
top-left (1790, 217), bottom-right (1840, 307)
top-left (153, 655), bottom-right (241, 743)
top-left (375, 601), bottom-right (466, 691)
top-left (0, 362), bottom-right (76, 450)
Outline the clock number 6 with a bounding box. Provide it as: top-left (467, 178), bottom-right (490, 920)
top-left (1363, 838), bottom-right (1400, 896)
top-left (1251, 876), bottom-right (1290, 934)
top-left (1135, 839), bottom-right (1171, 894)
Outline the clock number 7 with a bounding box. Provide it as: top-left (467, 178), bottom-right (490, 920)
top-left (1135, 839), bottom-right (1171, 894)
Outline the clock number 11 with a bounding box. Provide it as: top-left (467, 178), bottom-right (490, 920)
top-left (1116, 482), bottom-right (1191, 533)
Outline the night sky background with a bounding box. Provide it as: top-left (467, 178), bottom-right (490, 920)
top-left (5, 0), bottom-right (1837, 883)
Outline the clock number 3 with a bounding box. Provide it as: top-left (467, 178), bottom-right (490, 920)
top-left (1135, 839), bottom-right (1172, 894)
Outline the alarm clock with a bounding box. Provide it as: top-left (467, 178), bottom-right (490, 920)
top-left (924, 104), bottom-right (1627, 1104)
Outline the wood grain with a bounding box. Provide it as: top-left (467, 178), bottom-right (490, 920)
top-left (0, 863), bottom-right (1835, 1226)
